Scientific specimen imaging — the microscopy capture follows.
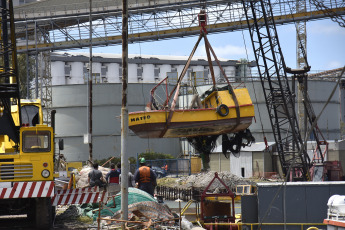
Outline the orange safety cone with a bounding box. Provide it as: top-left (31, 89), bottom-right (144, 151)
top-left (67, 173), bottom-right (74, 189)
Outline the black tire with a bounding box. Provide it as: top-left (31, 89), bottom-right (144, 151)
top-left (217, 104), bottom-right (229, 117)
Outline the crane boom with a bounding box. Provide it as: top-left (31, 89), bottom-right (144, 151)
top-left (242, 0), bottom-right (311, 181)
top-left (0, 0), bottom-right (21, 147)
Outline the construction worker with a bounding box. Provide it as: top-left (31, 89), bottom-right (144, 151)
top-left (134, 158), bottom-right (157, 196)
top-left (88, 163), bottom-right (106, 188)
top-left (106, 163), bottom-right (121, 196)
top-left (106, 163), bottom-right (121, 184)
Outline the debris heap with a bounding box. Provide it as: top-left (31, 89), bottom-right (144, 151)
top-left (159, 171), bottom-right (256, 192)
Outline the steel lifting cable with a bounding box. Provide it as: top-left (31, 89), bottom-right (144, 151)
top-left (239, 1), bottom-right (298, 228)
top-left (238, 6), bottom-right (268, 149)
top-left (138, 39), bottom-right (151, 150)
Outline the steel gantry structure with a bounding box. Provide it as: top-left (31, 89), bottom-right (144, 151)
top-left (13, 0), bottom-right (345, 53)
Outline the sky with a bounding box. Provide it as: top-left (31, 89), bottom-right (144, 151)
top-left (76, 18), bottom-right (344, 72)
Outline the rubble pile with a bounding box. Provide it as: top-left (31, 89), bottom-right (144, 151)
top-left (103, 201), bottom-right (176, 229)
top-left (89, 187), bottom-right (185, 229)
top-left (161, 171), bottom-right (256, 192)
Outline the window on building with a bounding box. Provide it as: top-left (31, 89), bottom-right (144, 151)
top-left (93, 73), bottom-right (101, 84)
top-left (236, 59), bottom-right (248, 82)
top-left (154, 66), bottom-right (160, 81)
top-left (64, 64), bottom-right (71, 78)
top-left (119, 67), bottom-right (122, 80)
top-left (137, 66), bottom-right (143, 80)
top-left (83, 66), bottom-right (89, 84)
top-left (241, 167), bottom-right (245, 177)
top-left (101, 66), bottom-right (107, 76)
top-left (100, 66), bottom-right (108, 83)
top-left (204, 69), bottom-right (209, 82)
top-left (83, 72), bottom-right (101, 84)
top-left (187, 68), bottom-right (193, 80)
top-left (217, 69), bottom-right (225, 83)
top-left (191, 71), bottom-right (205, 86)
top-left (167, 71), bottom-right (178, 85)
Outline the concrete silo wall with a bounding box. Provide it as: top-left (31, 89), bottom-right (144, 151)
top-left (52, 83), bottom-right (181, 162)
top-left (245, 80), bottom-right (341, 142)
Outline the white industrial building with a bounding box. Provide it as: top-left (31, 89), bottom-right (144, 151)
top-left (51, 52), bottom-right (255, 85)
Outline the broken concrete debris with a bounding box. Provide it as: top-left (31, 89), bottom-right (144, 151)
top-left (159, 171), bottom-right (257, 192)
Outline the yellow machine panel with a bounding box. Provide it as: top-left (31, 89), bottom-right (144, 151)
top-left (0, 125), bottom-right (55, 182)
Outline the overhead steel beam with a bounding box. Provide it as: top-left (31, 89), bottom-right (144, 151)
top-left (16, 5), bottom-right (345, 53)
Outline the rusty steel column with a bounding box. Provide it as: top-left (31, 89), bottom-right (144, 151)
top-left (120, 0), bottom-right (129, 221)
top-left (88, 0), bottom-right (93, 163)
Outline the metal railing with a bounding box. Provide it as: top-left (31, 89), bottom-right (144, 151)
top-left (137, 158), bottom-right (191, 178)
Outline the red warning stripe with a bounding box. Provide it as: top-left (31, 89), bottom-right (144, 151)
top-left (0, 182), bottom-right (105, 205)
top-left (37, 181), bottom-right (46, 197)
top-left (52, 188), bottom-right (107, 206)
top-left (27, 182), bottom-right (36, 197)
top-left (18, 182), bottom-right (28, 198)
top-left (9, 183), bottom-right (18, 198)
top-left (0, 181), bottom-right (54, 199)
top-left (0, 188), bottom-right (7, 199)
top-left (47, 182), bottom-right (54, 197)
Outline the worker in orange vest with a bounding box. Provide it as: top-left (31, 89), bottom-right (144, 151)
top-left (134, 158), bottom-right (157, 196)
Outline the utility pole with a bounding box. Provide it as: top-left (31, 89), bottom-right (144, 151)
top-left (88, 0), bottom-right (93, 163)
top-left (121, 0), bottom-right (129, 222)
